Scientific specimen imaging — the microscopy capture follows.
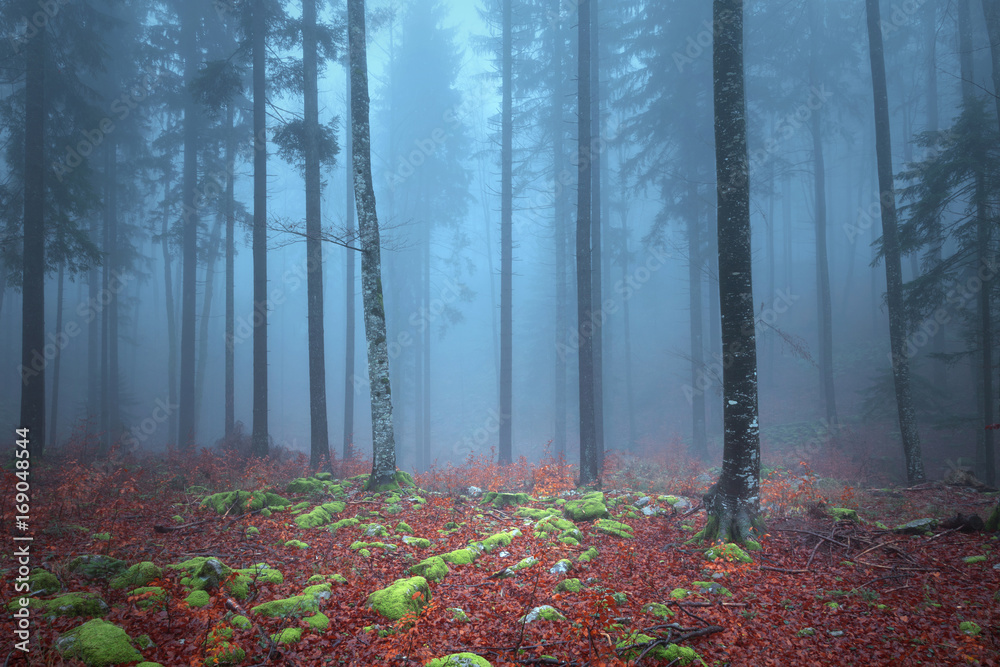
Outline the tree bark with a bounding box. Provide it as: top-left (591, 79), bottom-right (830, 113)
top-left (195, 214), bottom-right (222, 434)
top-left (498, 0), bottom-right (514, 465)
top-left (304, 0), bottom-right (330, 470)
top-left (107, 140), bottom-right (121, 451)
top-left (865, 0), bottom-right (925, 484)
top-left (160, 177), bottom-right (178, 446)
top-left (251, 0), bottom-right (270, 457)
top-left (21, 9), bottom-right (46, 457)
top-left (179, 1), bottom-right (199, 449)
top-left (225, 104), bottom-right (235, 440)
top-left (590, 0), bottom-right (604, 465)
top-left (577, 0), bottom-right (598, 486)
top-left (349, 0), bottom-right (397, 489)
top-left (48, 258), bottom-right (64, 449)
top-left (551, 0), bottom-right (568, 458)
top-left (343, 70), bottom-right (357, 460)
top-left (698, 0), bottom-right (763, 547)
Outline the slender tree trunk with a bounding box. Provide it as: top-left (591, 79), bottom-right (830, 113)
top-left (107, 140), bottom-right (120, 450)
top-left (48, 259), bottom-right (64, 449)
top-left (304, 0), bottom-right (330, 470)
top-left (225, 105), bottom-right (235, 439)
top-left (422, 238), bottom-right (431, 469)
top-left (619, 203), bottom-right (636, 450)
top-left (809, 4), bottom-right (837, 428)
top-left (577, 0), bottom-right (598, 485)
top-left (699, 0), bottom-right (763, 546)
top-left (251, 0), bottom-right (270, 457)
top-left (983, 0), bottom-right (1000, 128)
top-left (865, 0), bottom-right (925, 484)
top-left (161, 179), bottom-right (178, 446)
top-left (688, 185), bottom-right (708, 459)
top-left (552, 0), bottom-right (567, 457)
top-left (925, 0), bottom-right (947, 390)
top-left (349, 0), bottom-right (397, 489)
top-left (590, 0), bottom-right (604, 465)
top-left (195, 214), bottom-right (222, 433)
top-left (20, 13), bottom-right (45, 456)
top-left (344, 72), bottom-right (357, 460)
top-left (498, 0), bottom-right (514, 465)
top-left (982, 0), bottom-right (1000, 487)
top-left (179, 3), bottom-right (199, 449)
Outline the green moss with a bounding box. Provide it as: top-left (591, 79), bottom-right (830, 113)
top-left (186, 590), bottom-right (210, 607)
top-left (67, 555), bottom-right (128, 581)
top-left (128, 587), bottom-right (167, 610)
top-left (92, 532), bottom-right (111, 541)
top-left (289, 501), bottom-right (311, 513)
top-left (307, 573), bottom-right (347, 585)
top-left (15, 592), bottom-right (109, 618)
top-left (302, 583), bottom-right (333, 600)
top-left (560, 536), bottom-right (580, 545)
top-left (963, 555), bottom-right (987, 564)
top-left (440, 548), bottom-right (478, 565)
top-left (271, 628), bottom-right (303, 644)
top-left (244, 526), bottom-right (259, 537)
top-left (137, 663), bottom-right (165, 667)
top-left (231, 615), bottom-right (251, 629)
top-left (360, 523), bottom-right (389, 537)
top-left (555, 578), bottom-right (583, 593)
top-left (704, 543), bottom-right (753, 563)
top-left (425, 653), bottom-right (492, 667)
top-left (28, 568), bottom-right (60, 595)
top-left (482, 492), bottom-right (530, 508)
top-left (617, 633), bottom-right (700, 664)
top-left (670, 588), bottom-right (689, 600)
top-left (330, 517), bottom-right (360, 532)
top-left (595, 519), bottom-right (634, 538)
top-left (294, 504), bottom-right (339, 529)
top-left (110, 561), bottom-right (162, 590)
top-left (578, 547), bottom-right (599, 562)
top-left (306, 612), bottom-right (330, 631)
top-left (284, 539), bottom-right (309, 549)
top-left (286, 476), bottom-right (345, 496)
top-left (401, 535), bottom-right (432, 549)
top-left (349, 541), bottom-right (396, 552)
top-left (169, 557), bottom-right (232, 591)
top-left (201, 490), bottom-right (290, 515)
top-left (563, 493), bottom-right (608, 521)
top-left (409, 556), bottom-right (450, 582)
top-left (203, 642), bottom-right (245, 666)
top-left (521, 605), bottom-right (567, 622)
top-left (515, 507), bottom-right (560, 521)
top-left (395, 521), bottom-right (414, 534)
top-left (831, 507), bottom-right (859, 522)
top-left (56, 619), bottom-right (143, 666)
top-left (476, 531), bottom-right (514, 553)
top-left (534, 516), bottom-right (576, 536)
top-left (796, 627), bottom-right (816, 637)
top-left (447, 607), bottom-right (470, 622)
top-left (367, 576), bottom-right (431, 621)
top-left (642, 602), bottom-right (675, 618)
top-left (693, 581), bottom-right (732, 596)
top-left (960, 621), bottom-right (982, 636)
top-left (251, 595), bottom-right (319, 617)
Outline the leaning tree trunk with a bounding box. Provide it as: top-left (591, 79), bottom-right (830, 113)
top-left (304, 0), bottom-right (330, 471)
top-left (498, 0), bottom-right (514, 465)
top-left (865, 0), bottom-right (925, 484)
top-left (696, 0), bottom-right (764, 547)
top-left (251, 0), bottom-right (270, 457)
top-left (21, 9), bottom-right (46, 457)
top-left (348, 0), bottom-right (397, 490)
top-left (576, 0), bottom-right (598, 486)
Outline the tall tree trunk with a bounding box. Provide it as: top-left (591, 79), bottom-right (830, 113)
top-left (576, 0), bottom-right (598, 485)
top-left (809, 3), bottom-right (836, 427)
top-left (590, 0), bottom-right (604, 465)
top-left (251, 0), bottom-right (270, 457)
top-left (925, 0), bottom-right (947, 390)
top-left (498, 0), bottom-right (514, 465)
top-left (179, 3), bottom-right (199, 449)
top-left (552, 0), bottom-right (567, 457)
top-left (619, 202), bottom-right (637, 450)
top-left (688, 184), bottom-right (708, 459)
top-left (865, 0), bottom-right (925, 484)
top-left (982, 0), bottom-right (1000, 488)
top-left (343, 72), bottom-right (357, 460)
top-left (225, 104), bottom-right (236, 439)
top-left (107, 140), bottom-right (120, 450)
top-left (349, 0), bottom-right (397, 489)
top-left (983, 0), bottom-right (1000, 128)
top-left (195, 214), bottom-right (222, 433)
top-left (699, 0), bottom-right (763, 546)
top-left (422, 236), bottom-right (431, 469)
top-left (48, 259), bottom-right (64, 449)
top-left (161, 179), bottom-right (178, 446)
top-left (20, 12), bottom-right (45, 456)
top-left (304, 0), bottom-right (330, 470)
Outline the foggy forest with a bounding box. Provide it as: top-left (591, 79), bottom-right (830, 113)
top-left (2, 0), bottom-right (1000, 665)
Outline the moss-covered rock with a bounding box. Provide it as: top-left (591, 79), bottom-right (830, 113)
top-left (893, 518), bottom-right (938, 535)
top-left (55, 619), bottom-right (143, 666)
top-left (642, 602), bottom-right (675, 618)
top-left (563, 493), bottom-right (608, 521)
top-left (693, 581), bottom-right (732, 596)
top-left (169, 557), bottom-right (232, 591)
top-left (185, 590), bottom-right (210, 608)
top-left (285, 476), bottom-right (344, 496)
top-left (595, 519), bottom-right (634, 538)
top-left (302, 583), bottom-right (333, 600)
top-left (128, 587), bottom-right (167, 610)
top-left (447, 607), bottom-right (470, 622)
top-left (14, 592), bottom-right (109, 618)
top-left (330, 517), bottom-right (360, 532)
top-left (520, 605), bottom-right (567, 622)
top-left (110, 561), bottom-right (162, 590)
top-left (367, 576), bottom-right (431, 621)
top-left (251, 595), bottom-right (320, 618)
top-left (294, 502), bottom-right (346, 529)
top-left (515, 507), bottom-right (560, 521)
top-left (271, 628), bottom-right (303, 644)
top-left (963, 555), bottom-right (987, 564)
top-left (409, 556), bottom-right (450, 582)
top-left (306, 612), bottom-right (330, 631)
top-left (67, 555), bottom-right (128, 581)
top-left (704, 542), bottom-right (753, 563)
top-left (617, 633), bottom-right (700, 664)
top-left (578, 547), bottom-right (599, 562)
top-left (440, 548), bottom-right (478, 565)
top-left (831, 507), bottom-right (859, 522)
top-left (28, 568), bottom-right (60, 595)
top-left (201, 490), bottom-right (290, 515)
top-left (284, 539), bottom-right (309, 549)
top-left (482, 492), bottom-right (531, 508)
top-left (401, 535), bottom-right (432, 549)
top-left (555, 578), bottom-right (583, 593)
top-left (426, 653), bottom-right (492, 667)
top-left (231, 615), bottom-right (251, 630)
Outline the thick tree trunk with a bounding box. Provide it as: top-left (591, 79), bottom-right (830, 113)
top-left (865, 0), bottom-right (925, 484)
top-left (179, 3), bottom-right (199, 449)
top-left (590, 0), bottom-right (604, 465)
top-left (498, 0), bottom-right (514, 465)
top-left (349, 0), bottom-right (397, 489)
top-left (577, 0), bottom-right (598, 485)
top-left (251, 0), bottom-right (270, 457)
top-left (304, 0), bottom-right (330, 470)
top-left (697, 0), bottom-right (763, 547)
top-left (21, 13), bottom-right (45, 456)
top-left (344, 72), bottom-right (357, 460)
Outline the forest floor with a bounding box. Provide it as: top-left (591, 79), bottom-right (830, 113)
top-left (1, 443), bottom-right (999, 667)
